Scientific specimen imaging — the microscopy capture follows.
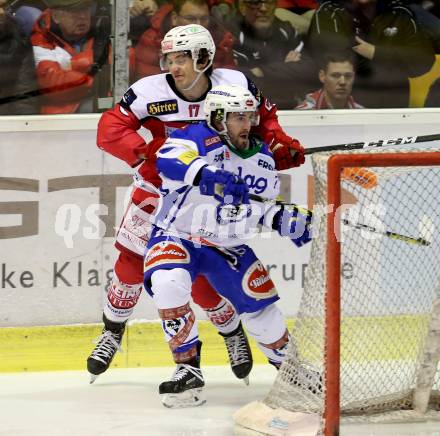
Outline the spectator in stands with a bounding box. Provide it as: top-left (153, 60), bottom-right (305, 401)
top-left (31, 0), bottom-right (112, 114)
top-left (306, 0), bottom-right (436, 108)
top-left (430, 1), bottom-right (440, 18)
top-left (409, 1), bottom-right (440, 53)
top-left (425, 77), bottom-right (440, 107)
top-left (296, 51), bottom-right (363, 109)
top-left (129, 0), bottom-right (159, 46)
top-left (0, 0), bottom-right (40, 114)
top-left (10, 3), bottom-right (42, 36)
top-left (134, 0), bottom-right (235, 79)
top-left (226, 0), bottom-right (315, 108)
top-left (273, 0), bottom-right (317, 35)
top-left (410, 0), bottom-right (440, 19)
top-left (277, 0), bottom-right (316, 13)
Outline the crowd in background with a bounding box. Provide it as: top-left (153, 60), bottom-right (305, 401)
top-left (0, 0), bottom-right (439, 114)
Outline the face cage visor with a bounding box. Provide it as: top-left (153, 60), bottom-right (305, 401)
top-left (209, 109), bottom-right (260, 135)
top-left (159, 48), bottom-right (212, 74)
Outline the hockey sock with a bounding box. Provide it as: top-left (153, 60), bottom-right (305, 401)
top-left (203, 298), bottom-right (240, 335)
top-left (257, 330), bottom-right (290, 368)
top-left (159, 303), bottom-right (199, 362)
top-left (103, 274), bottom-right (143, 324)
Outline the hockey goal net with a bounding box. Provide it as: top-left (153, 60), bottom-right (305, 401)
top-left (235, 146), bottom-right (440, 435)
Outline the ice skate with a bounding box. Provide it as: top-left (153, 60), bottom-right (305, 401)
top-left (220, 321), bottom-right (253, 385)
top-left (87, 316), bottom-right (126, 383)
top-left (159, 342), bottom-right (205, 408)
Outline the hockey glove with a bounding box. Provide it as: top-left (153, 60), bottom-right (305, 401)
top-left (136, 137), bottom-right (166, 161)
top-left (269, 132), bottom-right (305, 170)
top-left (272, 205), bottom-right (312, 247)
top-left (199, 167), bottom-right (249, 206)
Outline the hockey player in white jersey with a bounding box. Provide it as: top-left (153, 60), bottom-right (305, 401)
top-left (143, 84), bottom-right (312, 407)
top-left (89, 24), bottom-right (306, 383)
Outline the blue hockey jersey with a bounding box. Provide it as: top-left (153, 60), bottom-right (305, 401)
top-left (152, 122), bottom-right (280, 247)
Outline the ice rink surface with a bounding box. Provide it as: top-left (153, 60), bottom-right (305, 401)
top-left (1, 365), bottom-right (439, 436)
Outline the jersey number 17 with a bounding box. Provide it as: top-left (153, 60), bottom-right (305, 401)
top-left (188, 104), bottom-right (200, 117)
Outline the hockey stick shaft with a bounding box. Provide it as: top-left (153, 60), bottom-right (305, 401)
top-left (249, 193), bottom-right (430, 246)
top-left (304, 134), bottom-right (440, 155)
top-left (341, 219), bottom-right (430, 246)
top-left (249, 193), bottom-right (313, 216)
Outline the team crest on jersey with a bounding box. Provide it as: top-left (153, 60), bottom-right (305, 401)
top-left (216, 204), bottom-right (252, 225)
top-left (144, 241), bottom-right (190, 271)
top-left (147, 99), bottom-right (178, 116)
top-left (122, 88), bottom-right (137, 106)
top-left (205, 135), bottom-right (221, 147)
top-left (242, 261), bottom-right (277, 299)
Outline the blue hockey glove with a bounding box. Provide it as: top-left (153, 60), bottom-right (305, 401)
top-left (199, 167), bottom-right (249, 206)
top-left (272, 205), bottom-right (313, 247)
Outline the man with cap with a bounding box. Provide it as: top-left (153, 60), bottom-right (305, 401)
top-left (30, 0), bottom-right (111, 113)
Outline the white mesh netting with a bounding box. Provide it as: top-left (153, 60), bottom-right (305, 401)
top-left (264, 146), bottom-right (440, 424)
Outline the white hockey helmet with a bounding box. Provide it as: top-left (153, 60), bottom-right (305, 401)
top-left (204, 84), bottom-right (259, 135)
top-left (160, 24), bottom-right (216, 73)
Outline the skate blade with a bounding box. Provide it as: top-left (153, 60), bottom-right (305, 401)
top-left (89, 373), bottom-right (99, 384)
top-left (161, 388), bottom-right (206, 408)
top-left (242, 376), bottom-right (249, 386)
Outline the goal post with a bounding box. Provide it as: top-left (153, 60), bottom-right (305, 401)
top-left (326, 151), bottom-right (440, 436)
top-left (234, 146), bottom-right (440, 436)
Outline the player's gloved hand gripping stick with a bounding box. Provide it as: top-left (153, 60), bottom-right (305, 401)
top-left (199, 167), bottom-right (250, 206)
top-left (250, 193), bottom-right (431, 247)
top-left (271, 204), bottom-right (313, 247)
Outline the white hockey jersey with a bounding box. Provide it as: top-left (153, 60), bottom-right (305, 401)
top-left (97, 67), bottom-right (287, 184)
top-left (124, 68), bottom-right (253, 139)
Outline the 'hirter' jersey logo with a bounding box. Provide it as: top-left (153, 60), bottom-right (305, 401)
top-left (147, 99), bottom-right (179, 116)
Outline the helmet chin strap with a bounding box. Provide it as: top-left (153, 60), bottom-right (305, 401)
top-left (181, 70), bottom-right (205, 92)
top-left (219, 128), bottom-right (250, 151)
top-left (220, 133), bottom-right (250, 151)
top-left (220, 133), bottom-right (236, 150)
top-left (218, 117), bottom-right (252, 151)
top-left (181, 58), bottom-right (211, 91)
top-left (213, 120), bottom-right (235, 150)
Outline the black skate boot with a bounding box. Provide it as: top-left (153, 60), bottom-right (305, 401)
top-left (219, 321), bottom-right (253, 385)
top-left (159, 342), bottom-right (205, 408)
top-left (87, 314), bottom-right (126, 384)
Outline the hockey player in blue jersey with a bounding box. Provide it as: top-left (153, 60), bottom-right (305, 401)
top-left (142, 84), bottom-right (312, 408)
top-left (89, 24), bottom-right (307, 384)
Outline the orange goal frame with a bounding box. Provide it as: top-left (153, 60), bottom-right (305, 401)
top-left (325, 151), bottom-right (440, 436)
